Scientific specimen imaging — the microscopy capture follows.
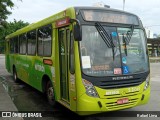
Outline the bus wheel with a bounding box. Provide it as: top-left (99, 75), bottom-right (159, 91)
top-left (46, 81), bottom-right (56, 106)
top-left (13, 67), bottom-right (19, 82)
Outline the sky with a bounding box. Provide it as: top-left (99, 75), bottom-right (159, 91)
top-left (7, 0), bottom-right (160, 34)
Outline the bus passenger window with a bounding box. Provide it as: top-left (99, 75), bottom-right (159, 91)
top-left (38, 24), bottom-right (52, 56)
top-left (43, 26), bottom-right (52, 56)
top-left (10, 39), bottom-right (14, 54)
top-left (38, 30), bottom-right (43, 56)
top-left (27, 30), bottom-right (36, 55)
top-left (10, 37), bottom-right (18, 54)
top-left (14, 37), bottom-right (19, 53)
top-left (19, 34), bottom-right (27, 54)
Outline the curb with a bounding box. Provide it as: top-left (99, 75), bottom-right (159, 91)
top-left (0, 76), bottom-right (24, 120)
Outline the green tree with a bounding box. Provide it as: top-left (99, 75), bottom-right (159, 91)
top-left (0, 0), bottom-right (14, 26)
top-left (0, 20), bottom-right (29, 53)
top-left (0, 0), bottom-right (14, 53)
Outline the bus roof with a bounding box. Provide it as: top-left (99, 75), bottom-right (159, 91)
top-left (6, 6), bottom-right (138, 40)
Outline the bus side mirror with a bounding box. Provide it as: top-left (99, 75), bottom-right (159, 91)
top-left (73, 24), bottom-right (82, 41)
top-left (70, 19), bottom-right (82, 41)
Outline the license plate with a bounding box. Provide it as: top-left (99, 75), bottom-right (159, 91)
top-left (117, 98), bottom-right (129, 104)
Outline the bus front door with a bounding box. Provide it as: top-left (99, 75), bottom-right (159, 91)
top-left (59, 27), bottom-right (70, 103)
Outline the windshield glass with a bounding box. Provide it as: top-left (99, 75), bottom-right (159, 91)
top-left (80, 25), bottom-right (149, 77)
top-left (118, 28), bottom-right (149, 74)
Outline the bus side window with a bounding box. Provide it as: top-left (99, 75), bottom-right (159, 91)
top-left (43, 25), bottom-right (52, 56)
top-left (19, 34), bottom-right (27, 55)
top-left (37, 28), bottom-right (43, 56)
top-left (27, 30), bottom-right (36, 55)
top-left (10, 39), bottom-right (14, 54)
top-left (14, 37), bottom-right (19, 54)
top-left (37, 24), bottom-right (52, 57)
top-left (70, 32), bottom-right (75, 74)
top-left (9, 37), bottom-right (18, 54)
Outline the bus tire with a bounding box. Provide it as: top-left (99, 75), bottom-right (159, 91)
top-left (13, 67), bottom-right (19, 83)
top-left (46, 80), bottom-right (56, 106)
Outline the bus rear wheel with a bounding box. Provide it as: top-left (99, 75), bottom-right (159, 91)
top-left (13, 67), bottom-right (19, 83)
top-left (46, 81), bottom-right (56, 106)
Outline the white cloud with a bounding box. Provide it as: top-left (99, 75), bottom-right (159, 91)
top-left (7, 0), bottom-right (160, 34)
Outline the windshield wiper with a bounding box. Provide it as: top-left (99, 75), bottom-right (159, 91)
top-left (95, 22), bottom-right (115, 48)
top-left (122, 25), bottom-right (134, 56)
top-left (95, 22), bottom-right (115, 60)
top-left (123, 34), bottom-right (128, 56)
top-left (124, 25), bottom-right (134, 45)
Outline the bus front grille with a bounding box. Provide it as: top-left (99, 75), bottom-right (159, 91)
top-left (106, 98), bottom-right (138, 110)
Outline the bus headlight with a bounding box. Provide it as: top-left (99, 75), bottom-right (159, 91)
top-left (82, 79), bottom-right (99, 97)
top-left (144, 75), bottom-right (150, 91)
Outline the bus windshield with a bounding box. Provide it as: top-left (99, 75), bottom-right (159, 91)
top-left (80, 25), bottom-right (149, 76)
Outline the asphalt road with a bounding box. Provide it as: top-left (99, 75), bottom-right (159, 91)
top-left (0, 55), bottom-right (160, 120)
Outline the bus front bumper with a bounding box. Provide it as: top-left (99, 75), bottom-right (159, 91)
top-left (76, 86), bottom-right (150, 115)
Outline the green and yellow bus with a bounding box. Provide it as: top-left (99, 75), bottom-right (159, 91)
top-left (5, 7), bottom-right (150, 115)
